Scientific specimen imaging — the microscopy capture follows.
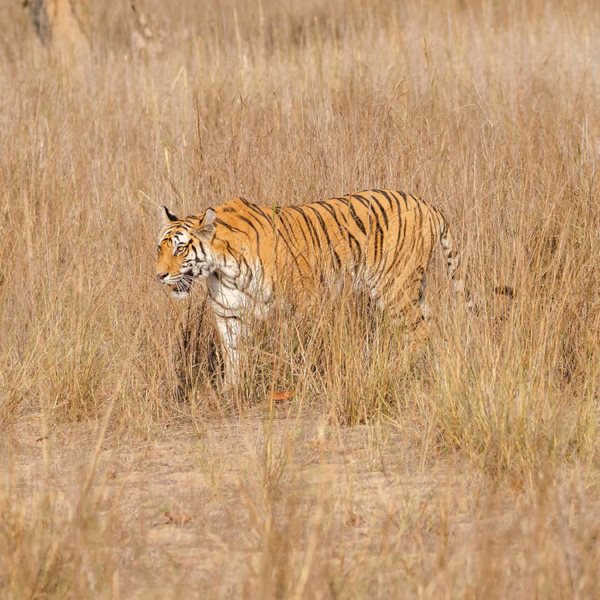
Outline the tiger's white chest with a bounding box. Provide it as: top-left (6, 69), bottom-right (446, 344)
top-left (207, 274), bottom-right (246, 312)
top-left (207, 266), bottom-right (272, 320)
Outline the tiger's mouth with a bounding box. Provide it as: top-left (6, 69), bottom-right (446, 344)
top-left (169, 277), bottom-right (192, 299)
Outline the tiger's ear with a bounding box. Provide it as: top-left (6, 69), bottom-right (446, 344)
top-left (196, 207), bottom-right (216, 239)
top-left (203, 207), bottom-right (216, 227)
top-left (163, 206), bottom-right (179, 224)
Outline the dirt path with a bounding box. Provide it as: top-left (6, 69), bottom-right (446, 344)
top-left (3, 414), bottom-right (490, 597)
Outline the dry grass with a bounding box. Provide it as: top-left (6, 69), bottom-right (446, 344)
top-left (1, 0), bottom-right (599, 597)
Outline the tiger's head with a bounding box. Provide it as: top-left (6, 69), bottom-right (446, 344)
top-left (156, 206), bottom-right (217, 299)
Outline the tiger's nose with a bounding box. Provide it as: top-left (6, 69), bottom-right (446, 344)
top-left (157, 272), bottom-right (169, 282)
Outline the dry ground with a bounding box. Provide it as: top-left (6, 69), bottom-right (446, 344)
top-left (6, 413), bottom-right (599, 599)
top-left (1, 0), bottom-right (599, 598)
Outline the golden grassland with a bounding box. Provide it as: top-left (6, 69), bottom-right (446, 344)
top-left (0, 0), bottom-right (599, 597)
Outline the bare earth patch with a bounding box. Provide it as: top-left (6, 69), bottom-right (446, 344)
top-left (3, 412), bottom-right (599, 598)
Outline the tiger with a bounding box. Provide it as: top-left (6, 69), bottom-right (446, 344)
top-left (156, 189), bottom-right (473, 388)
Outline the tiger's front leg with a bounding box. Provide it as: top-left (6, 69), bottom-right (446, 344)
top-left (214, 313), bottom-right (243, 390)
top-left (207, 269), bottom-right (272, 390)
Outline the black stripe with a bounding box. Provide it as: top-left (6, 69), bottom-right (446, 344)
top-left (353, 194), bottom-right (386, 260)
top-left (273, 210), bottom-right (297, 247)
top-left (351, 193), bottom-right (371, 209)
top-left (237, 256), bottom-right (253, 288)
top-left (348, 233), bottom-right (362, 263)
top-left (320, 200), bottom-right (361, 262)
top-left (371, 211), bottom-right (383, 266)
top-left (391, 190), bottom-right (408, 210)
top-left (241, 208), bottom-right (269, 232)
top-left (348, 203), bottom-right (367, 235)
top-left (376, 189), bottom-right (398, 213)
top-left (307, 206), bottom-right (342, 270)
top-left (283, 208), bottom-right (311, 253)
top-left (427, 214), bottom-right (436, 260)
top-left (272, 211), bottom-right (307, 273)
top-left (215, 218), bottom-right (247, 235)
top-left (290, 207), bottom-right (322, 252)
top-left (235, 215), bottom-right (261, 239)
top-left (383, 191), bottom-right (402, 217)
top-left (356, 195), bottom-right (384, 266)
top-left (369, 192), bottom-right (389, 229)
top-left (207, 291), bottom-right (229, 309)
top-left (408, 202), bottom-right (424, 261)
top-left (382, 209), bottom-right (408, 279)
top-left (315, 201), bottom-right (350, 245)
top-left (244, 203), bottom-right (271, 228)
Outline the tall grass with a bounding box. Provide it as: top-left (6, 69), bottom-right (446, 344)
top-left (0, 0), bottom-right (599, 596)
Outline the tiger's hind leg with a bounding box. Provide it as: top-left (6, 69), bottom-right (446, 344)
top-left (404, 308), bottom-right (430, 355)
top-left (419, 273), bottom-right (431, 320)
top-left (372, 268), bottom-right (431, 354)
top-left (411, 273), bottom-right (433, 352)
